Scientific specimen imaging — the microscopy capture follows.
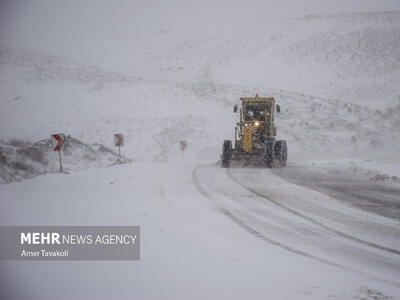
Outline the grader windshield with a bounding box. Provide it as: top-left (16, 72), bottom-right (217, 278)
top-left (243, 101), bottom-right (272, 122)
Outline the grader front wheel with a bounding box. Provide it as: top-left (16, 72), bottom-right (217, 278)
top-left (264, 141), bottom-right (274, 168)
top-left (221, 140), bottom-right (232, 168)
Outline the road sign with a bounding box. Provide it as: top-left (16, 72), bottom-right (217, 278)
top-left (179, 140), bottom-right (187, 151)
top-left (51, 134), bottom-right (65, 151)
top-left (51, 134), bottom-right (65, 173)
top-left (114, 133), bottom-right (124, 162)
top-left (114, 134), bottom-right (124, 147)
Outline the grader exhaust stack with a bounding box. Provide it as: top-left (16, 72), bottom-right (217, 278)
top-left (221, 94), bottom-right (287, 168)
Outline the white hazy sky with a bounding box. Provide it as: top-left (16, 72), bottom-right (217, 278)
top-left (1, 0), bottom-right (400, 43)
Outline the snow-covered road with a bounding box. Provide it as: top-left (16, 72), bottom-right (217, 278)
top-left (194, 164), bottom-right (400, 286)
top-left (1, 161), bottom-right (399, 299)
top-left (273, 164), bottom-right (400, 221)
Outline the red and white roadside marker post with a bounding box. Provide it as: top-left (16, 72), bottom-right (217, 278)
top-left (51, 134), bottom-right (65, 173)
top-left (179, 140), bottom-right (187, 159)
top-left (114, 133), bottom-right (124, 162)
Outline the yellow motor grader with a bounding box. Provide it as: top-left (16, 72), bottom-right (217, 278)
top-left (221, 94), bottom-right (287, 168)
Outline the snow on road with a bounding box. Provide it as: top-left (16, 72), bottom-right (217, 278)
top-left (273, 161), bottom-right (400, 221)
top-left (0, 162), bottom-right (399, 299)
top-left (195, 164), bottom-right (400, 278)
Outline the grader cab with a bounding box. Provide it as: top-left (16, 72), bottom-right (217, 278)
top-left (221, 94), bottom-right (287, 168)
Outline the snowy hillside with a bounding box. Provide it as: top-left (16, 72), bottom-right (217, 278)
top-left (212, 12), bottom-right (400, 107)
top-left (1, 11), bottom-right (400, 169)
top-left (138, 11), bottom-right (400, 107)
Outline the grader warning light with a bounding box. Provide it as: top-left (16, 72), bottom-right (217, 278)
top-left (221, 95), bottom-right (287, 168)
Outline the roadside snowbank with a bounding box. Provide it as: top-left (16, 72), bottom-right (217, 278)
top-left (0, 136), bottom-right (129, 184)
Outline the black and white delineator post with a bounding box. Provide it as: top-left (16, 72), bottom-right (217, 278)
top-left (114, 133), bottom-right (124, 162)
top-left (179, 140), bottom-right (187, 159)
top-left (51, 134), bottom-right (65, 173)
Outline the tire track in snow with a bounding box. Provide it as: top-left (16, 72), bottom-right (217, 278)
top-left (192, 164), bottom-right (400, 288)
top-left (226, 169), bottom-right (400, 256)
